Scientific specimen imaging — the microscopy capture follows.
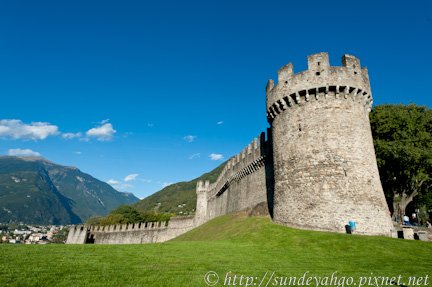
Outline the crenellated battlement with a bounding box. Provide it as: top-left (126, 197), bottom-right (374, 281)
top-left (69, 220), bottom-right (170, 234)
top-left (266, 84), bottom-right (373, 122)
top-left (67, 217), bottom-right (196, 244)
top-left (88, 221), bottom-right (169, 233)
top-left (266, 52), bottom-right (372, 122)
top-left (70, 224), bottom-right (88, 232)
top-left (205, 132), bottom-right (270, 199)
top-left (196, 180), bottom-right (210, 193)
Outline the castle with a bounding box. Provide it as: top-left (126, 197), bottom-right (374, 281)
top-left (67, 52), bottom-right (394, 244)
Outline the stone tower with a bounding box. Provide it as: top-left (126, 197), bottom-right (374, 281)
top-left (266, 52), bottom-right (393, 236)
top-left (195, 180), bottom-right (209, 225)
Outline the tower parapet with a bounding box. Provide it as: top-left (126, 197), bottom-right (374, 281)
top-left (195, 180), bottom-right (209, 225)
top-left (266, 52), bottom-right (373, 123)
top-left (196, 180), bottom-right (210, 194)
top-left (268, 53), bottom-right (393, 236)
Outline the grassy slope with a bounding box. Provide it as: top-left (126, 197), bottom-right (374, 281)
top-left (1, 213), bottom-right (431, 287)
top-left (134, 161), bottom-right (226, 215)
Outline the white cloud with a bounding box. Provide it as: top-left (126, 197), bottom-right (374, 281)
top-left (124, 173), bottom-right (139, 182)
top-left (189, 153), bottom-right (201, 160)
top-left (209, 153), bottom-right (224, 161)
top-left (8, 148), bottom-right (41, 157)
top-left (62, 132), bottom-right (82, 139)
top-left (183, 135), bottom-right (197, 142)
top-left (101, 119), bottom-right (110, 124)
top-left (74, 151), bottom-right (82, 155)
top-left (217, 121), bottom-right (224, 125)
top-left (0, 119), bottom-right (59, 140)
top-left (86, 122), bottom-right (116, 141)
top-left (107, 179), bottom-right (120, 185)
top-left (107, 179), bottom-right (132, 191)
top-left (140, 178), bottom-right (152, 183)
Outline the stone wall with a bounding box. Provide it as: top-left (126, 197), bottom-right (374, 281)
top-left (66, 225), bottom-right (88, 244)
top-left (203, 133), bottom-right (272, 221)
top-left (92, 216), bottom-right (196, 244)
top-left (67, 216), bottom-right (196, 244)
top-left (90, 221), bottom-right (169, 244)
top-left (266, 52), bottom-right (393, 236)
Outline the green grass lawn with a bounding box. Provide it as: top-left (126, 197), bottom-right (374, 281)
top-left (1, 213), bottom-right (431, 287)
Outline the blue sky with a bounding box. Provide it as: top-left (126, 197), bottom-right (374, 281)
top-left (0, 0), bottom-right (431, 199)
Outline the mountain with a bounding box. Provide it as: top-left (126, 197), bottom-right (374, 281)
top-left (0, 156), bottom-right (139, 224)
top-left (134, 161), bottom-right (226, 215)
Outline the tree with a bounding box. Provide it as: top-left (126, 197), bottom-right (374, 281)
top-left (85, 206), bottom-right (139, 226)
top-left (100, 213), bottom-right (127, 226)
top-left (140, 211), bottom-right (171, 222)
top-left (110, 205), bottom-right (144, 223)
top-left (51, 228), bottom-right (69, 244)
top-left (370, 104), bottom-right (432, 223)
top-left (92, 205), bottom-right (173, 226)
top-left (85, 216), bottom-right (104, 226)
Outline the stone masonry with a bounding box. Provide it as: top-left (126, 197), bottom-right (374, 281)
top-left (67, 52), bottom-right (394, 244)
top-left (266, 53), bottom-right (393, 236)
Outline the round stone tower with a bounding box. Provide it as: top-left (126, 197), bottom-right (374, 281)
top-left (266, 52), bottom-right (393, 236)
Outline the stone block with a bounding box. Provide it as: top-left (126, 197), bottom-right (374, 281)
top-left (402, 226), bottom-right (414, 240)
